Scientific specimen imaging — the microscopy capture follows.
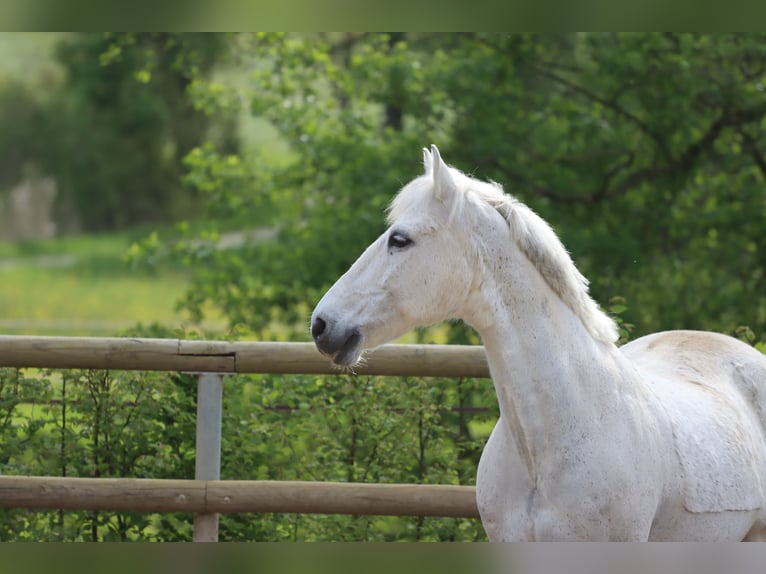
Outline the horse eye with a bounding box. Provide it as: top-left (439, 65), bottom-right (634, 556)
top-left (388, 232), bottom-right (413, 250)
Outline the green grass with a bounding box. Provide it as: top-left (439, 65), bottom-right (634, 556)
top-left (0, 231), bottom-right (225, 336)
top-left (0, 230), bottom-right (137, 259)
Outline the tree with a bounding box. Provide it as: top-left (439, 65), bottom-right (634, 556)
top-left (146, 33), bottom-right (454, 334)
top-left (436, 33), bottom-right (766, 336)
top-left (137, 33), bottom-right (766, 342)
top-left (0, 81), bottom-right (51, 189)
top-left (41, 33), bottom-right (234, 231)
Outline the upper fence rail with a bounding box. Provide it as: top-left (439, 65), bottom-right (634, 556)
top-left (0, 335), bottom-right (490, 378)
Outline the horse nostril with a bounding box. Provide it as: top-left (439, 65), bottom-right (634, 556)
top-left (311, 317), bottom-right (327, 340)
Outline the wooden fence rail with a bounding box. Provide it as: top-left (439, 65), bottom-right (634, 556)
top-left (0, 335), bottom-right (489, 377)
top-left (0, 476), bottom-right (480, 518)
top-left (0, 335), bottom-right (490, 541)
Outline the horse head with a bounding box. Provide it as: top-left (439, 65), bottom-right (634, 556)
top-left (311, 145), bottom-right (483, 366)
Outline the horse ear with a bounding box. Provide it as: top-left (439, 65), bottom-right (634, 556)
top-left (430, 144), bottom-right (455, 201)
top-left (423, 147), bottom-right (433, 175)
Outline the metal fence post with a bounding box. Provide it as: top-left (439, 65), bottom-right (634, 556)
top-left (193, 372), bottom-right (223, 542)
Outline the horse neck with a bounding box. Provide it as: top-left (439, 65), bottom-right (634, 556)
top-left (463, 238), bottom-right (625, 476)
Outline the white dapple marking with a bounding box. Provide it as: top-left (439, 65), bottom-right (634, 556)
top-left (311, 145), bottom-right (766, 541)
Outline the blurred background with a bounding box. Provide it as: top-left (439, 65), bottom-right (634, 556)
top-left (0, 32), bottom-right (764, 344)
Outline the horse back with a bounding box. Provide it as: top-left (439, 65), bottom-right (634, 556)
top-left (621, 330), bottom-right (766, 514)
top-left (621, 330), bottom-right (766, 428)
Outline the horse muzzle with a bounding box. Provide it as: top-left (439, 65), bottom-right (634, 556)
top-left (311, 315), bottom-right (363, 366)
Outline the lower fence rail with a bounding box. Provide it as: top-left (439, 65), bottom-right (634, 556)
top-left (0, 475), bottom-right (480, 519)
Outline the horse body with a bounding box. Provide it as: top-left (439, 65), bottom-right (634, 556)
top-left (311, 145), bottom-right (766, 541)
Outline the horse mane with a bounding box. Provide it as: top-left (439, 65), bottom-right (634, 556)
top-left (388, 168), bottom-right (618, 344)
top-left (484, 186), bottom-right (618, 344)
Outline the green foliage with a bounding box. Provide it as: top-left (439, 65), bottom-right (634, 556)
top-left (132, 33), bottom-right (456, 334)
top-left (0, 33), bottom-right (236, 233)
top-left (131, 33), bottom-right (766, 342)
top-left (0, 362), bottom-right (494, 541)
top-left (406, 33), bottom-right (766, 339)
top-left (0, 80), bottom-right (51, 188)
top-left (4, 33), bottom-right (765, 338)
top-left (0, 364), bottom-right (199, 541)
top-left (606, 296), bottom-right (635, 345)
top-left (216, 372), bottom-right (493, 541)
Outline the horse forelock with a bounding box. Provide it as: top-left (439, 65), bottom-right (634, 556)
top-left (386, 167), bottom-right (618, 344)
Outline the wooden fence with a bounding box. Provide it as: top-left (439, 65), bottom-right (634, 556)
top-left (0, 335), bottom-right (490, 541)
